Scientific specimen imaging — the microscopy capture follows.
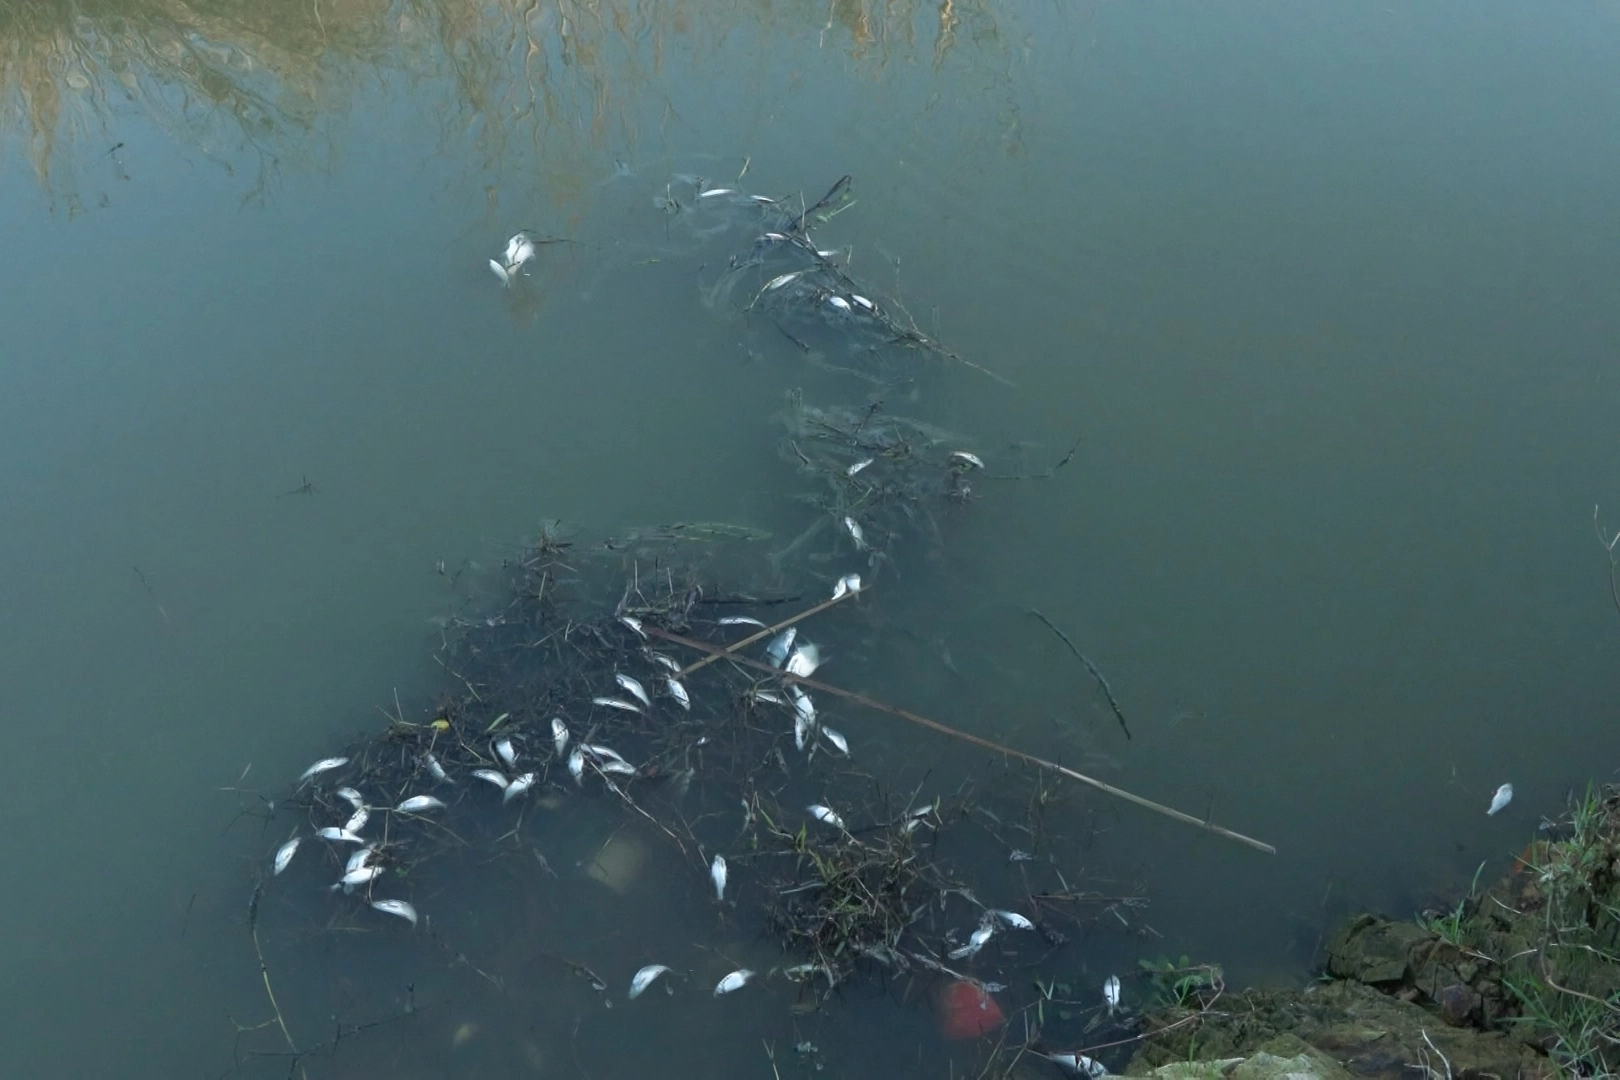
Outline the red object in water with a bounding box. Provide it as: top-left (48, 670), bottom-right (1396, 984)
top-left (936, 979), bottom-right (1005, 1039)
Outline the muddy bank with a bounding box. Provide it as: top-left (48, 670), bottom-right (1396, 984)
top-left (1119, 786), bottom-right (1620, 1079)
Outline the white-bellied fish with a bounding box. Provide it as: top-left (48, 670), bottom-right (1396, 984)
top-left (273, 837), bottom-right (300, 876)
top-left (494, 738), bottom-right (517, 769)
top-left (369, 899), bottom-right (418, 927)
top-left (949, 450), bottom-right (985, 470)
top-left (1488, 783), bottom-right (1513, 816)
top-left (830, 573), bottom-right (861, 601)
top-left (343, 808), bottom-right (370, 835)
top-left (503, 772), bottom-right (536, 803)
top-left (567, 749), bottom-right (586, 784)
top-left (646, 651), bottom-right (681, 672)
top-left (820, 727), bottom-right (849, 755)
top-left (618, 615), bottom-right (646, 638)
top-left (719, 616), bottom-right (768, 628)
top-left (764, 627), bottom-right (797, 668)
top-left (698, 187), bottom-right (736, 198)
top-left (785, 643), bottom-right (821, 678)
top-left (628, 964), bottom-right (672, 1000)
top-left (340, 865), bottom-right (383, 892)
top-left (508, 237), bottom-right (535, 269)
top-left (714, 969), bottom-right (754, 996)
top-left (665, 678), bottom-right (690, 710)
top-left (764, 271), bottom-right (803, 291)
top-left (598, 759), bottom-right (637, 777)
top-left (1045, 1052), bottom-right (1107, 1078)
top-left (471, 769), bottom-right (510, 791)
top-left (592, 696), bottom-right (643, 714)
top-left (843, 515), bottom-right (866, 550)
top-left (846, 458), bottom-right (872, 476)
top-left (827, 295), bottom-right (852, 313)
top-left (1103, 974), bottom-right (1121, 1013)
top-left (789, 686), bottom-right (815, 726)
top-left (615, 674), bottom-right (651, 708)
top-left (711, 855), bottom-right (727, 901)
top-left (850, 294), bottom-right (876, 312)
top-left (298, 757), bottom-right (348, 784)
top-left (395, 795), bottom-right (446, 814)
top-left (552, 717), bottom-right (570, 757)
top-left (316, 827), bottom-right (366, 845)
top-left (992, 910), bottom-right (1034, 931)
top-left (582, 743), bottom-right (630, 766)
top-left (345, 845), bottom-right (375, 874)
top-left (488, 258), bottom-right (511, 286)
top-left (422, 753), bottom-right (449, 783)
top-left (794, 709), bottom-right (812, 752)
top-left (334, 786), bottom-right (365, 809)
top-left (807, 804), bottom-right (844, 829)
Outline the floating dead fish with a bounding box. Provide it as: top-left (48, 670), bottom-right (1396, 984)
top-left (488, 258), bottom-right (511, 286)
top-left (618, 615), bottom-right (647, 638)
top-left (316, 827), bottom-right (366, 845)
top-left (298, 757), bottom-right (348, 784)
top-left (1045, 1052), bottom-right (1107, 1078)
top-left (582, 743), bottom-right (630, 766)
top-left (494, 738), bottom-right (518, 769)
top-left (992, 910), bottom-right (1034, 931)
top-left (345, 845), bottom-right (375, 874)
top-left (422, 754), bottom-right (449, 783)
top-left (273, 837), bottom-right (300, 876)
top-left (471, 769), bottom-right (510, 791)
top-left (646, 651), bottom-right (681, 672)
top-left (503, 772), bottom-right (536, 803)
top-left (340, 865), bottom-right (383, 892)
top-left (794, 709), bottom-right (812, 752)
top-left (751, 689), bottom-right (787, 706)
top-left (369, 899), bottom-right (418, 928)
top-left (948, 450), bottom-right (985, 470)
top-left (508, 237), bottom-right (535, 269)
top-left (711, 854), bottom-right (727, 901)
top-left (395, 795), bottom-right (446, 814)
top-left (843, 515), bottom-right (867, 550)
top-left (334, 787), bottom-right (365, 810)
top-left (598, 760), bottom-right (637, 777)
top-left (1488, 783), bottom-right (1513, 816)
top-left (846, 458), bottom-right (872, 476)
top-left (785, 643), bottom-right (821, 678)
top-left (714, 969), bottom-right (754, 996)
top-left (947, 939), bottom-right (984, 961)
top-left (344, 808), bottom-right (370, 834)
top-left (567, 749), bottom-right (585, 784)
top-left (1103, 974), bottom-right (1121, 1013)
top-left (592, 696), bottom-right (643, 714)
top-left (698, 187), bottom-right (736, 198)
top-left (820, 727), bottom-right (849, 755)
top-left (665, 678), bottom-right (690, 710)
top-left (830, 573), bottom-right (862, 601)
top-left (629, 964), bottom-right (672, 1000)
top-left (827, 295), bottom-right (852, 313)
top-left (850, 294), bottom-right (876, 312)
top-left (719, 615), bottom-right (768, 628)
top-left (615, 674), bottom-right (651, 708)
top-left (552, 717), bottom-right (570, 757)
top-left (764, 271), bottom-right (803, 291)
top-left (807, 804), bottom-right (844, 829)
top-left (764, 627), bottom-right (797, 668)
top-left (789, 686), bottom-right (815, 726)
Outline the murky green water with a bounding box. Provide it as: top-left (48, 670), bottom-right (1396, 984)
top-left (6, 2), bottom-right (1620, 1075)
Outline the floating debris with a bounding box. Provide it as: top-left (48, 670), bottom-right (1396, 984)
top-left (615, 674), bottom-right (652, 708)
top-left (1488, 783), bottom-right (1514, 816)
top-left (628, 964), bottom-right (672, 1000)
top-left (297, 757), bottom-right (348, 785)
top-left (369, 899), bottom-right (418, 928)
top-left (711, 854), bottom-right (728, 901)
top-left (395, 795), bottom-right (446, 814)
top-left (714, 969), bottom-right (754, 996)
top-left (272, 837), bottom-right (300, 876)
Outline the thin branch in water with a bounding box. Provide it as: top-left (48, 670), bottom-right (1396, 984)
top-left (674, 586), bottom-right (863, 678)
top-left (1027, 609), bottom-right (1130, 740)
top-left (1594, 504), bottom-right (1620, 622)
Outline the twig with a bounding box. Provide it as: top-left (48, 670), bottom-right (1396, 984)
top-left (246, 881), bottom-right (307, 1079)
top-left (647, 628), bottom-right (1276, 854)
top-left (1420, 1028), bottom-right (1453, 1080)
top-left (1028, 609), bottom-right (1130, 740)
top-left (132, 564), bottom-right (173, 630)
top-left (674, 587), bottom-right (862, 678)
top-left (1594, 505), bottom-right (1620, 622)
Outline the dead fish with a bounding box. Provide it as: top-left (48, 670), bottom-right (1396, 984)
top-left (807, 804), bottom-right (844, 829)
top-left (421, 753), bottom-right (449, 783)
top-left (551, 717), bottom-right (570, 758)
top-left (711, 855), bottom-right (727, 901)
top-left (369, 899), bottom-right (418, 928)
top-left (298, 757), bottom-right (348, 784)
top-left (827, 295), bottom-right (852, 313)
top-left (1488, 783), bottom-right (1513, 816)
top-left (488, 258), bottom-right (511, 286)
top-left (503, 772), bottom-right (536, 803)
top-left (345, 845), bottom-right (375, 874)
top-left (508, 237), bottom-right (536, 269)
top-left (846, 458), bottom-right (873, 476)
top-left (272, 838), bottom-right (300, 876)
top-left (820, 727), bottom-right (849, 755)
top-left (567, 749), bottom-right (586, 784)
top-left (843, 516), bottom-right (867, 550)
top-left (665, 678), bottom-right (690, 710)
top-left (1045, 1052), bottom-right (1107, 1078)
top-left (719, 615), bottom-right (768, 628)
top-left (830, 573), bottom-right (861, 601)
top-left (785, 643), bottom-right (821, 678)
top-left (947, 939), bottom-right (984, 961)
top-left (493, 738), bottom-right (518, 769)
top-left (343, 808), bottom-right (370, 834)
top-left (764, 627), bottom-right (797, 668)
top-left (582, 743), bottom-right (630, 765)
top-left (850, 294), bottom-right (876, 312)
top-left (598, 759), bottom-right (637, 777)
top-left (992, 910), bottom-right (1034, 931)
top-left (794, 709), bottom-right (812, 752)
top-left (334, 787), bottom-right (365, 809)
top-left (1103, 974), bottom-right (1121, 1014)
top-left (316, 827), bottom-right (366, 845)
top-left (714, 969), bottom-right (754, 996)
top-left (618, 615), bottom-right (647, 638)
top-left (646, 651), bottom-right (681, 672)
top-left (340, 865), bottom-right (383, 892)
top-left (789, 686), bottom-right (815, 726)
top-left (395, 795), bottom-right (446, 814)
top-left (592, 696), bottom-right (643, 714)
top-left (629, 964), bottom-right (672, 1000)
top-left (615, 674), bottom-right (651, 708)
top-left (948, 450), bottom-right (985, 470)
top-left (752, 689), bottom-right (787, 706)
top-left (698, 187), bottom-right (736, 198)
top-left (471, 769), bottom-right (510, 791)
top-left (764, 271), bottom-right (803, 290)
top-left (503, 232), bottom-right (527, 263)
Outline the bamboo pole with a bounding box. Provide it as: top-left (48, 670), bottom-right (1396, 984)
top-left (648, 626), bottom-right (1277, 856)
top-left (674, 587), bottom-right (860, 679)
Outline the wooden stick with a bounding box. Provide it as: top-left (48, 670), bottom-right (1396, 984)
top-left (647, 627), bottom-right (1276, 855)
top-left (674, 587), bottom-right (862, 678)
top-left (1028, 609), bottom-right (1131, 740)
